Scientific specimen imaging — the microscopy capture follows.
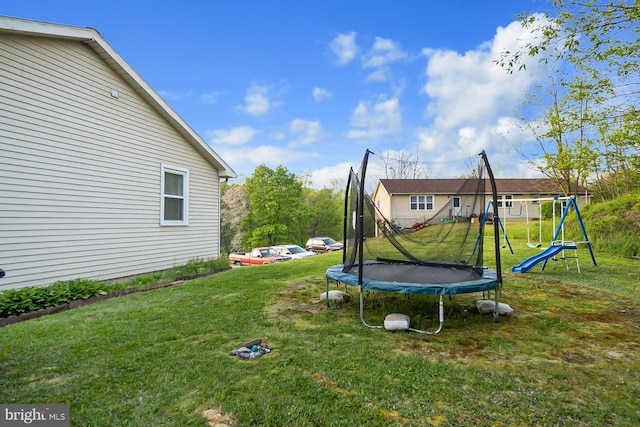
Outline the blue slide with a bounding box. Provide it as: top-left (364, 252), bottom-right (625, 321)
top-left (511, 244), bottom-right (577, 273)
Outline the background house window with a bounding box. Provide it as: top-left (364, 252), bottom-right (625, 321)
top-left (498, 195), bottom-right (513, 208)
top-left (161, 164), bottom-right (189, 226)
top-left (410, 195), bottom-right (433, 211)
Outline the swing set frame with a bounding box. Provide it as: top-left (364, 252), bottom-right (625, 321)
top-left (474, 195), bottom-right (596, 272)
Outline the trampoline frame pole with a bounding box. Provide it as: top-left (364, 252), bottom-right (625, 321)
top-left (481, 150), bottom-right (501, 322)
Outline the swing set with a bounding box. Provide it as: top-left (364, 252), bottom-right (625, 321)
top-left (510, 196), bottom-right (597, 273)
top-left (502, 199), bottom-right (543, 249)
top-left (475, 196), bottom-right (597, 274)
top-left (473, 196), bottom-right (541, 254)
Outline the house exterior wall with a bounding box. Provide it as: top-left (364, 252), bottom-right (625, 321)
top-left (385, 192), bottom-right (590, 227)
top-left (0, 34), bottom-right (222, 290)
top-left (385, 194), bottom-right (485, 227)
top-left (373, 185), bottom-right (392, 222)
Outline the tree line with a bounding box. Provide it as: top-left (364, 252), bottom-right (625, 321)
top-left (220, 165), bottom-right (343, 253)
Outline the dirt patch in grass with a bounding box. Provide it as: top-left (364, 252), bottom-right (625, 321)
top-left (202, 408), bottom-right (236, 427)
top-left (272, 273), bottom-right (640, 373)
top-left (264, 277), bottom-right (327, 321)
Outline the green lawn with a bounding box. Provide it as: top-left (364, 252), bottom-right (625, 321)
top-left (1, 230), bottom-right (639, 426)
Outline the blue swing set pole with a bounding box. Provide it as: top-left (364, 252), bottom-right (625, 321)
top-left (472, 200), bottom-right (514, 255)
top-left (542, 196), bottom-right (597, 270)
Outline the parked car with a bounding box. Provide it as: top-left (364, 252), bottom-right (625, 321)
top-left (272, 245), bottom-right (316, 259)
top-left (305, 237), bottom-right (344, 253)
top-left (228, 247), bottom-right (291, 266)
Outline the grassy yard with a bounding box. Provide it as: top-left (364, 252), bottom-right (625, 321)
top-left (1, 226), bottom-right (639, 426)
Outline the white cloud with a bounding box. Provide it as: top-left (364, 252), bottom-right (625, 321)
top-left (200, 91), bottom-right (222, 104)
top-left (363, 37), bottom-right (408, 68)
top-left (207, 126), bottom-right (258, 146)
top-left (360, 37), bottom-right (409, 83)
top-left (364, 69), bottom-right (389, 83)
top-left (158, 90), bottom-right (192, 101)
top-left (347, 98), bottom-right (402, 139)
top-left (330, 32), bottom-right (359, 66)
top-left (409, 15), bottom-right (554, 174)
top-left (237, 84), bottom-right (272, 116)
top-left (312, 87), bottom-right (332, 102)
top-left (216, 145), bottom-right (314, 172)
top-left (422, 17), bottom-right (551, 131)
top-left (307, 162), bottom-right (353, 190)
top-left (289, 119), bottom-right (323, 147)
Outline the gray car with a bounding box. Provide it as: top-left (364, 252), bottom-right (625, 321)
top-left (305, 237), bottom-right (343, 253)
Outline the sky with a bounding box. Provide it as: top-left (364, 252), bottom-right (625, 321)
top-left (2, 0), bottom-right (557, 189)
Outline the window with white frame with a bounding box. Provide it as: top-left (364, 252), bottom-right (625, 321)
top-left (410, 195), bottom-right (433, 211)
top-left (160, 164), bottom-right (189, 226)
top-left (498, 195), bottom-right (513, 208)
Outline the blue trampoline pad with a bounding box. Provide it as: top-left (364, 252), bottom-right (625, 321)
top-left (326, 260), bottom-right (499, 296)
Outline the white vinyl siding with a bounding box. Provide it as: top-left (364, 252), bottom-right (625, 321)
top-left (0, 34), bottom-right (222, 289)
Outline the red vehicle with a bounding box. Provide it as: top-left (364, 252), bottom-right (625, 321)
top-left (228, 247), bottom-right (291, 266)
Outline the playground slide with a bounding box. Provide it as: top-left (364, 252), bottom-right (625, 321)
top-left (511, 244), bottom-right (577, 273)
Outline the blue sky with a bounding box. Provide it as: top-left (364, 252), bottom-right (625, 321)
top-left (2, 0), bottom-right (556, 188)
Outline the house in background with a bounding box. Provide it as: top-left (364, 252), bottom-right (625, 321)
top-left (373, 178), bottom-right (592, 228)
top-left (0, 16), bottom-right (235, 290)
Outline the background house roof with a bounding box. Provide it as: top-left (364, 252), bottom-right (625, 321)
top-left (0, 15), bottom-right (236, 178)
top-left (378, 178), bottom-right (590, 195)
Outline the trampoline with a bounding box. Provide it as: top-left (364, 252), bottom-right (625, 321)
top-left (325, 150), bottom-right (503, 334)
top-left (326, 261), bottom-right (498, 295)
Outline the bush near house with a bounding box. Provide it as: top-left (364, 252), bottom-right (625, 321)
top-left (0, 279), bottom-right (107, 317)
top-left (0, 257), bottom-right (230, 318)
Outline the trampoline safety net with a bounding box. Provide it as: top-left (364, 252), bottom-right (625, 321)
top-left (342, 150), bottom-right (501, 280)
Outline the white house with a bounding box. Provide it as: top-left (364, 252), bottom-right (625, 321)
top-left (0, 16), bottom-right (236, 290)
top-left (373, 178), bottom-right (592, 228)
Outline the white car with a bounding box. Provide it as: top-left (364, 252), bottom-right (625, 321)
top-left (272, 245), bottom-right (316, 259)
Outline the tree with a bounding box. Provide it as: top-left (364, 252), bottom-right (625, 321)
top-left (497, 0), bottom-right (640, 198)
top-left (516, 73), bottom-right (597, 196)
top-left (220, 183), bottom-right (247, 253)
top-left (240, 165), bottom-right (304, 249)
top-left (381, 148), bottom-right (429, 179)
top-left (301, 187), bottom-right (343, 239)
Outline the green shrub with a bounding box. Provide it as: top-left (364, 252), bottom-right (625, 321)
top-left (540, 201), bottom-right (554, 220)
top-left (169, 257), bottom-right (230, 278)
top-left (0, 257), bottom-right (230, 318)
top-left (0, 279), bottom-right (107, 317)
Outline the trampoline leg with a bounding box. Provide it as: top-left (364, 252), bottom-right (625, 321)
top-left (359, 287), bottom-right (383, 330)
top-left (493, 287), bottom-right (500, 323)
top-left (325, 277), bottom-right (330, 308)
top-left (358, 290), bottom-right (448, 335)
top-left (434, 295), bottom-right (444, 334)
top-left (408, 295), bottom-right (444, 334)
